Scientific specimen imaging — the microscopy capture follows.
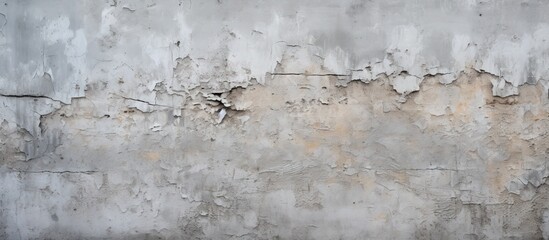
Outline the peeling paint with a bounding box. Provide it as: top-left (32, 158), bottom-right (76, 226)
top-left (2, 0), bottom-right (549, 239)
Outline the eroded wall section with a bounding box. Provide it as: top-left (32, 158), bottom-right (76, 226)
top-left (2, 0), bottom-right (549, 239)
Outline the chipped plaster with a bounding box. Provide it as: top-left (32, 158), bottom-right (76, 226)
top-left (2, 0), bottom-right (549, 239)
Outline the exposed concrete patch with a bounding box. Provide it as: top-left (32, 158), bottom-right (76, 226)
top-left (2, 0), bottom-right (549, 239)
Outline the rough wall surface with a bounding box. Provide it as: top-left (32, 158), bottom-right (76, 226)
top-left (2, 0), bottom-right (549, 239)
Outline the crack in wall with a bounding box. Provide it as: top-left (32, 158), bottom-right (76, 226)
top-left (3, 1), bottom-right (549, 238)
top-left (13, 170), bottom-right (98, 174)
top-left (0, 93), bottom-right (60, 102)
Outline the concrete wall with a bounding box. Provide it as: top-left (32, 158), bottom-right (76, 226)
top-left (2, 0), bottom-right (549, 239)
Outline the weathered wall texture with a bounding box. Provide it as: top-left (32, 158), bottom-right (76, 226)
top-left (2, 0), bottom-right (549, 239)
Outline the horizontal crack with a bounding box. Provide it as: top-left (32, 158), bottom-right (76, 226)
top-left (14, 170), bottom-right (98, 174)
top-left (362, 168), bottom-right (458, 172)
top-left (114, 94), bottom-right (175, 108)
top-left (270, 72), bottom-right (350, 77)
top-left (0, 93), bottom-right (57, 101)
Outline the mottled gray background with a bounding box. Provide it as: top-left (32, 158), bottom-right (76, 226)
top-left (1, 0), bottom-right (549, 239)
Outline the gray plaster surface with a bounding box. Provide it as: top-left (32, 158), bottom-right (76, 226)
top-left (2, 0), bottom-right (549, 239)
